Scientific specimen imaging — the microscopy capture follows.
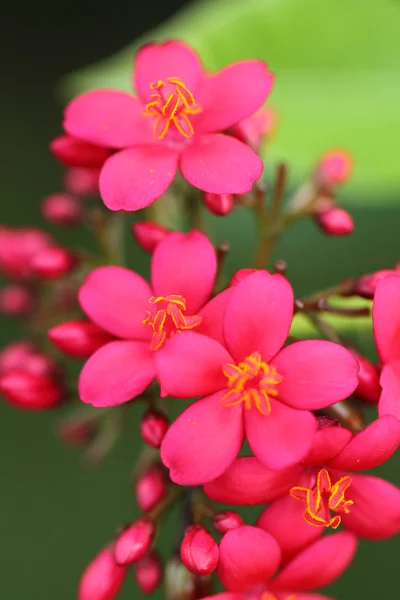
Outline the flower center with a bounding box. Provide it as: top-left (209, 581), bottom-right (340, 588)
top-left (221, 351), bottom-right (282, 415)
top-left (290, 468), bottom-right (354, 529)
top-left (143, 78), bottom-right (202, 140)
top-left (143, 294), bottom-right (202, 351)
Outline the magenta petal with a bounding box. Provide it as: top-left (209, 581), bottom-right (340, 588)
top-left (79, 341), bottom-right (155, 407)
top-left (197, 288), bottom-right (233, 346)
top-left (304, 426), bottom-right (353, 466)
top-left (161, 391), bottom-right (244, 485)
top-left (373, 274), bottom-right (400, 363)
top-left (64, 90), bottom-right (153, 148)
top-left (180, 134), bottom-right (263, 194)
top-left (224, 271), bottom-right (294, 363)
top-left (274, 340), bottom-right (359, 410)
top-left (204, 456), bottom-right (301, 505)
top-left (327, 415), bottom-right (400, 470)
top-left (79, 266), bottom-right (152, 340)
top-left (151, 230), bottom-right (217, 314)
top-left (245, 399), bottom-right (317, 469)
top-left (196, 61), bottom-right (274, 133)
top-left (379, 363), bottom-right (400, 420)
top-left (99, 146), bottom-right (179, 211)
top-left (155, 331), bottom-right (231, 398)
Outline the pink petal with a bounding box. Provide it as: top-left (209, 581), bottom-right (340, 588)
top-left (64, 90), bottom-right (153, 148)
top-left (180, 134), bottom-right (263, 194)
top-left (155, 331), bottom-right (231, 398)
top-left (341, 473), bottom-right (400, 539)
top-left (134, 40), bottom-right (205, 103)
top-left (99, 146), bottom-right (179, 211)
top-left (79, 341), bottom-right (155, 407)
top-left (218, 526), bottom-right (281, 592)
top-left (245, 399), bottom-right (317, 469)
top-left (223, 271), bottom-right (294, 363)
top-left (201, 596), bottom-right (242, 600)
top-left (327, 415), bottom-right (400, 470)
top-left (160, 391), bottom-right (244, 485)
top-left (197, 288), bottom-right (233, 346)
top-left (379, 363), bottom-right (400, 420)
top-left (151, 230), bottom-right (217, 313)
top-left (284, 596), bottom-right (332, 600)
top-left (272, 532), bottom-right (357, 591)
top-left (304, 426), bottom-right (353, 466)
top-left (195, 61), bottom-right (274, 133)
top-left (274, 340), bottom-right (359, 410)
top-left (204, 456), bottom-right (302, 505)
top-left (373, 274), bottom-right (400, 363)
top-left (79, 266), bottom-right (152, 340)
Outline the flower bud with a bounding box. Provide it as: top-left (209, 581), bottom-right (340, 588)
top-left (229, 268), bottom-right (258, 287)
top-left (232, 107), bottom-right (277, 151)
top-left (64, 167), bottom-right (101, 196)
top-left (213, 511), bottom-right (243, 533)
top-left (203, 193), bottom-right (233, 216)
top-left (315, 150), bottom-right (352, 187)
top-left (0, 226), bottom-right (53, 280)
top-left (140, 410), bottom-right (169, 448)
top-left (353, 269), bottom-right (395, 299)
top-left (30, 246), bottom-right (78, 280)
top-left (180, 525), bottom-right (219, 576)
top-left (134, 551), bottom-right (162, 595)
top-left (48, 320), bottom-right (113, 359)
top-left (78, 545), bottom-right (126, 600)
top-left (136, 467), bottom-right (167, 513)
top-left (0, 341), bottom-right (35, 374)
top-left (114, 518), bottom-right (155, 566)
top-left (349, 348), bottom-right (381, 404)
top-left (0, 284), bottom-right (33, 315)
top-left (23, 351), bottom-right (60, 377)
top-left (315, 198), bottom-right (354, 236)
top-left (50, 134), bottom-right (110, 168)
top-left (57, 416), bottom-right (95, 446)
top-left (132, 222), bottom-right (170, 253)
top-left (41, 193), bottom-right (83, 227)
top-left (0, 370), bottom-right (63, 410)
top-left (165, 556), bottom-right (212, 600)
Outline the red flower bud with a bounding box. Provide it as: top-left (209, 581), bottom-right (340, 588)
top-left (114, 518), bottom-right (155, 566)
top-left (50, 134), bottom-right (110, 168)
top-left (136, 467), bottom-right (167, 513)
top-left (213, 511), bottom-right (243, 533)
top-left (349, 348), bottom-right (381, 404)
top-left (64, 167), bottom-right (101, 196)
top-left (0, 226), bottom-right (53, 280)
top-left (0, 370), bottom-right (63, 410)
top-left (41, 193), bottom-right (83, 227)
top-left (229, 269), bottom-right (258, 287)
top-left (140, 410), bottom-right (169, 448)
top-left (57, 417), bottom-right (95, 446)
top-left (23, 351), bottom-right (60, 377)
top-left (48, 320), bottom-right (114, 359)
top-left (30, 246), bottom-right (78, 280)
top-left (134, 552), bottom-right (162, 595)
top-left (180, 525), bottom-right (219, 576)
top-left (354, 270), bottom-right (395, 299)
top-left (315, 198), bottom-right (354, 236)
top-left (131, 222), bottom-right (170, 253)
top-left (315, 150), bottom-right (352, 187)
top-left (78, 545), bottom-right (126, 600)
top-left (203, 193), bottom-right (233, 216)
top-left (0, 284), bottom-right (33, 315)
top-left (0, 341), bottom-right (35, 374)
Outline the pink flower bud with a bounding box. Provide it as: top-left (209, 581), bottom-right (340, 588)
top-left (30, 246), bottom-right (78, 280)
top-left (136, 467), bottom-right (167, 513)
top-left (50, 134), bottom-right (110, 168)
top-left (315, 150), bottom-right (353, 187)
top-left (232, 107), bottom-right (277, 151)
top-left (229, 268), bottom-right (258, 287)
top-left (64, 167), bottom-right (101, 197)
top-left (131, 222), bottom-right (170, 253)
top-left (0, 226), bottom-right (53, 280)
top-left (140, 410), bottom-right (169, 448)
top-left (213, 511), bottom-right (243, 533)
top-left (354, 269), bottom-right (395, 299)
top-left (349, 349), bottom-right (381, 404)
top-left (0, 370), bottom-right (63, 410)
top-left (48, 320), bottom-right (114, 359)
top-left (23, 351), bottom-right (59, 377)
top-left (134, 552), bottom-right (162, 595)
top-left (114, 518), bottom-right (155, 566)
top-left (0, 341), bottom-right (35, 374)
top-left (315, 199), bottom-right (354, 236)
top-left (203, 193), bottom-right (233, 216)
top-left (41, 193), bottom-right (83, 227)
top-left (78, 545), bottom-right (126, 600)
top-left (0, 284), bottom-right (33, 315)
top-left (180, 525), bottom-right (219, 576)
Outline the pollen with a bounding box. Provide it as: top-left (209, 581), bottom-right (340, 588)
top-left (143, 77), bottom-right (201, 140)
top-left (221, 351), bottom-right (282, 415)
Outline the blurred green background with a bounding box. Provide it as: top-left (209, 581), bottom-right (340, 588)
top-left (1, 0), bottom-right (400, 598)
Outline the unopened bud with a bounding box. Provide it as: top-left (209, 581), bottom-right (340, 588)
top-left (315, 150), bottom-right (352, 187)
top-left (0, 226), bottom-right (53, 280)
top-left (22, 351), bottom-right (60, 377)
top-left (58, 416), bottom-right (95, 446)
top-left (0, 341), bottom-right (35, 374)
top-left (232, 107), bottom-right (277, 151)
top-left (0, 284), bottom-right (33, 315)
top-left (315, 198), bottom-right (354, 236)
top-left (78, 545), bottom-right (126, 600)
top-left (134, 551), bottom-right (162, 595)
top-left (229, 268), bottom-right (258, 287)
top-left (41, 193), bottom-right (83, 227)
top-left (165, 556), bottom-right (213, 600)
top-left (136, 467), bottom-right (167, 513)
top-left (49, 320), bottom-right (113, 359)
top-left (132, 222), bottom-right (170, 253)
top-left (180, 525), bottom-right (219, 576)
top-left (212, 511), bottom-right (243, 534)
top-left (0, 370), bottom-right (63, 410)
top-left (354, 270), bottom-right (396, 299)
top-left (203, 193), bottom-right (233, 216)
top-left (140, 410), bottom-right (169, 448)
top-left (114, 518), bottom-right (155, 566)
top-left (64, 167), bottom-right (101, 196)
top-left (30, 246), bottom-right (78, 279)
top-left (349, 348), bottom-right (381, 404)
top-left (50, 134), bottom-right (110, 168)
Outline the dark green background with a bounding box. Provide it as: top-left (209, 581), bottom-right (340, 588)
top-left (1, 1), bottom-right (400, 598)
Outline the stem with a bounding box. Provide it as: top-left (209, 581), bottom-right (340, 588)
top-left (324, 400), bottom-right (366, 433)
top-left (305, 312), bottom-right (342, 344)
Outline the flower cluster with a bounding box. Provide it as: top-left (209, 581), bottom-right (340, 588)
top-left (2, 39), bottom-right (400, 600)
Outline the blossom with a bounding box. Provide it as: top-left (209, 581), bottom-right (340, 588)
top-left (158, 270), bottom-right (359, 483)
top-left (64, 40), bottom-right (274, 211)
top-left (77, 230), bottom-right (219, 407)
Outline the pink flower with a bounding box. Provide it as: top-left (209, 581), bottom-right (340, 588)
top-left (77, 230), bottom-right (219, 407)
top-left (64, 40), bottom-right (274, 211)
top-left (158, 271), bottom-right (359, 483)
